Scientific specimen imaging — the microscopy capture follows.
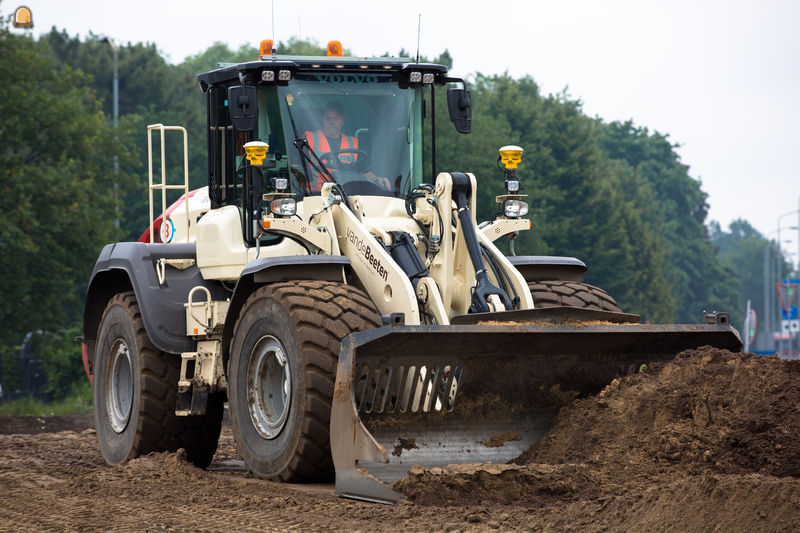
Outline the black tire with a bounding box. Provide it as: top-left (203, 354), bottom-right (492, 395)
top-left (93, 292), bottom-right (224, 468)
top-left (228, 281), bottom-right (381, 482)
top-left (528, 280), bottom-right (621, 312)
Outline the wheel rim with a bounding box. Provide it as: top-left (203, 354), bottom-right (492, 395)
top-left (106, 339), bottom-right (133, 433)
top-left (247, 335), bottom-right (292, 439)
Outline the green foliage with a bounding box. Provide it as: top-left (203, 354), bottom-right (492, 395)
top-left (0, 21), bottom-right (136, 353)
top-left (710, 219), bottom-right (791, 345)
top-left (29, 326), bottom-right (86, 400)
top-left (0, 383), bottom-right (92, 416)
top-left (434, 75), bottom-right (676, 320)
top-left (0, 326), bottom-right (91, 403)
top-left (392, 48), bottom-right (454, 68)
top-left (597, 121), bottom-right (738, 322)
top-left (0, 342), bottom-right (21, 393)
top-left (181, 41), bottom-right (258, 74)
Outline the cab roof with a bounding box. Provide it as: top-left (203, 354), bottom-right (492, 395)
top-left (197, 55), bottom-right (449, 91)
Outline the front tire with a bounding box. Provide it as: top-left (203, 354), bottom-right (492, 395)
top-left (228, 281), bottom-right (381, 482)
top-left (93, 292), bottom-right (224, 468)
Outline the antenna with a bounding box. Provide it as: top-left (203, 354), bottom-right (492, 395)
top-left (298, 15), bottom-right (302, 40)
top-left (271, 0), bottom-right (276, 51)
top-left (416, 14), bottom-right (421, 63)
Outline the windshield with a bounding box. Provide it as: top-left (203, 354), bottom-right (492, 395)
top-left (257, 73), bottom-right (425, 199)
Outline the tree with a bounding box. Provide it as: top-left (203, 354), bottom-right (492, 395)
top-left (0, 20), bottom-right (135, 352)
top-left (710, 219), bottom-right (792, 347)
top-left (434, 75), bottom-right (676, 319)
top-left (597, 121), bottom-right (738, 322)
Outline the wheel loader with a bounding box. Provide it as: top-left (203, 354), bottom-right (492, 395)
top-left (81, 41), bottom-right (742, 504)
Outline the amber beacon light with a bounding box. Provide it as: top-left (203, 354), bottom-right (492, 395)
top-left (326, 40), bottom-right (343, 57)
top-left (13, 6), bottom-right (33, 28)
top-left (499, 145), bottom-right (523, 170)
top-left (244, 141), bottom-right (269, 166)
top-left (260, 39), bottom-right (274, 57)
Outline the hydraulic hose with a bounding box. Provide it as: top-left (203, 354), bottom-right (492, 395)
top-left (451, 172), bottom-right (513, 313)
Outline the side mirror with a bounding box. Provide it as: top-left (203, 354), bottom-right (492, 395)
top-left (447, 88), bottom-right (472, 134)
top-left (228, 85), bottom-right (258, 132)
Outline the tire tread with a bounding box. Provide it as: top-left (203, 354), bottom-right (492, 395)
top-left (528, 280), bottom-right (621, 312)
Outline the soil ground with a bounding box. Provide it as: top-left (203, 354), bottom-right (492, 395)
top-left (1, 347), bottom-right (798, 531)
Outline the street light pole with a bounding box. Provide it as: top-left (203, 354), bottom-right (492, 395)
top-left (777, 210), bottom-right (799, 283)
top-left (763, 243), bottom-right (771, 351)
top-left (99, 36), bottom-right (120, 227)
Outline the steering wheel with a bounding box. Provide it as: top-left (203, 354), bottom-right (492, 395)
top-left (319, 149), bottom-right (371, 173)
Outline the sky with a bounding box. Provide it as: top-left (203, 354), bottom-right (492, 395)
top-left (11, 0), bottom-right (800, 267)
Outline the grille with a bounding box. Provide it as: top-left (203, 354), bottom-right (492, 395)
top-left (355, 363), bottom-right (462, 414)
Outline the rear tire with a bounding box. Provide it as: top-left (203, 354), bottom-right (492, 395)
top-left (93, 292), bottom-right (224, 468)
top-left (528, 280), bottom-right (621, 312)
top-left (228, 281), bottom-right (381, 482)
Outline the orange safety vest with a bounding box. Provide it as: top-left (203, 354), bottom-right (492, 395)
top-left (304, 131), bottom-right (358, 190)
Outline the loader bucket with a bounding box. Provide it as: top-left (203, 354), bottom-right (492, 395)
top-left (330, 307), bottom-right (742, 503)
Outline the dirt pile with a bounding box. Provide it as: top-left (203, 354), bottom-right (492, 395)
top-left (517, 346), bottom-right (800, 477)
top-left (394, 347), bottom-right (800, 529)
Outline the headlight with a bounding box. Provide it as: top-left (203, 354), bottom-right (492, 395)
top-left (503, 199), bottom-right (529, 218)
top-left (422, 73), bottom-right (435, 84)
top-left (270, 198), bottom-right (296, 216)
top-left (278, 70), bottom-right (292, 81)
top-left (408, 71), bottom-right (422, 83)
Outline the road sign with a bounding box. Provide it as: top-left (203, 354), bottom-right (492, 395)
top-left (776, 283), bottom-right (799, 318)
top-left (781, 320), bottom-right (800, 334)
top-left (745, 308), bottom-right (757, 344)
top-left (743, 301), bottom-right (757, 352)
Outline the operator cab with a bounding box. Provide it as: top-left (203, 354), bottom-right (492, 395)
top-left (197, 44), bottom-right (471, 245)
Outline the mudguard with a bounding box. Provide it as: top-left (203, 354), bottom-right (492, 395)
top-left (219, 255), bottom-right (352, 362)
top-left (506, 255), bottom-right (587, 283)
top-left (83, 242), bottom-right (228, 354)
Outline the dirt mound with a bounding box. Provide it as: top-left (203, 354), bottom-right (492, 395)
top-left (121, 449), bottom-right (209, 480)
top-left (516, 347), bottom-right (800, 477)
top-left (396, 346), bottom-right (800, 522)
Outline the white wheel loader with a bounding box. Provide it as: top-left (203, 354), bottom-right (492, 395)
top-left (81, 43), bottom-right (741, 503)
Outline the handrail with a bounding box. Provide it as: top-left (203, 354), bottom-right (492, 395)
top-left (147, 124), bottom-right (190, 243)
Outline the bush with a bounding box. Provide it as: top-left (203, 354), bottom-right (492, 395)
top-left (36, 325), bottom-right (87, 401)
top-left (0, 325), bottom-right (88, 402)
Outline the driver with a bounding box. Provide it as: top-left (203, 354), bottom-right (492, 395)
top-left (303, 102), bottom-right (390, 191)
top-left (304, 101), bottom-right (357, 168)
